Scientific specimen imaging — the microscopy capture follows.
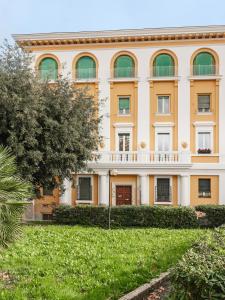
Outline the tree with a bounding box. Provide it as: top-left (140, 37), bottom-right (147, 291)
top-left (0, 146), bottom-right (32, 248)
top-left (0, 41), bottom-right (102, 191)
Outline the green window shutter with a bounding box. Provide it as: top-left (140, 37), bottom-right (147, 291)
top-left (114, 55), bottom-right (135, 78)
top-left (153, 54), bottom-right (174, 77)
top-left (76, 56), bottom-right (96, 79)
top-left (119, 97), bottom-right (130, 114)
top-left (39, 58), bottom-right (58, 81)
top-left (193, 52), bottom-right (215, 75)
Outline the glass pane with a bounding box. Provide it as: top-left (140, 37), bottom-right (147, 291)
top-left (198, 132), bottom-right (210, 149)
top-left (158, 97), bottom-right (163, 113)
top-left (119, 98), bottom-right (130, 114)
top-left (157, 178), bottom-right (170, 202)
top-left (118, 133), bottom-right (130, 151)
top-left (198, 95), bottom-right (210, 112)
top-left (158, 133), bottom-right (170, 151)
top-left (114, 55), bottom-right (135, 78)
top-left (39, 58), bottom-right (58, 81)
top-left (199, 179), bottom-right (211, 197)
top-left (78, 177), bottom-right (91, 200)
top-left (158, 96), bottom-right (169, 113)
top-left (76, 56), bottom-right (96, 79)
top-left (193, 52), bottom-right (215, 75)
top-left (153, 54), bottom-right (174, 76)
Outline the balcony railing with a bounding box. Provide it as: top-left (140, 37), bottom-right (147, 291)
top-left (192, 64), bottom-right (217, 76)
top-left (152, 66), bottom-right (176, 77)
top-left (92, 151), bottom-right (191, 164)
top-left (113, 67), bottom-right (135, 78)
top-left (76, 68), bottom-right (96, 79)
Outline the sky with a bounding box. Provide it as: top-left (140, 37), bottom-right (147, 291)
top-left (0, 0), bottom-right (225, 43)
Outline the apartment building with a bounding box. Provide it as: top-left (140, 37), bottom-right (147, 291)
top-left (14, 25), bottom-right (225, 220)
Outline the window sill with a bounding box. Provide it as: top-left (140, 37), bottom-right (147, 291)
top-left (73, 78), bottom-right (99, 83)
top-left (76, 200), bottom-right (93, 204)
top-left (154, 202), bottom-right (172, 205)
top-left (155, 113), bottom-right (172, 116)
top-left (108, 77), bottom-right (139, 82)
top-left (188, 75), bottom-right (222, 80)
top-left (196, 112), bottom-right (213, 115)
top-left (192, 153), bottom-right (217, 156)
top-left (117, 114), bottom-right (131, 117)
top-left (148, 76), bottom-right (180, 81)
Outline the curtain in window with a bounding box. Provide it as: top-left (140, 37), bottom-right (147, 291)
top-left (76, 56), bottom-right (96, 79)
top-left (193, 52), bottom-right (215, 75)
top-left (198, 132), bottom-right (210, 149)
top-left (153, 54), bottom-right (174, 76)
top-left (39, 58), bottom-right (58, 81)
top-left (157, 133), bottom-right (170, 151)
top-left (119, 98), bottom-right (130, 114)
top-left (114, 55), bottom-right (135, 78)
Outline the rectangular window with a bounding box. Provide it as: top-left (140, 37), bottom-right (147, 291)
top-left (118, 97), bottom-right (130, 115)
top-left (198, 95), bottom-right (210, 113)
top-left (157, 96), bottom-right (170, 114)
top-left (78, 177), bottom-right (92, 201)
top-left (43, 187), bottom-right (54, 196)
top-left (198, 132), bottom-right (211, 153)
top-left (198, 179), bottom-right (211, 198)
top-left (157, 133), bottom-right (170, 152)
top-left (118, 133), bottom-right (130, 151)
top-left (156, 178), bottom-right (171, 202)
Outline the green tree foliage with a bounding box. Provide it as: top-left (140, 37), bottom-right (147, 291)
top-left (0, 146), bottom-right (32, 248)
top-left (0, 41), bottom-right (102, 190)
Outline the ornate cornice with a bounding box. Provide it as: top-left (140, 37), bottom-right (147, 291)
top-left (12, 25), bottom-right (225, 48)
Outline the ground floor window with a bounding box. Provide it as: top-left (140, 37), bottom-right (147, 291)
top-left (155, 178), bottom-right (171, 203)
top-left (42, 213), bottom-right (53, 220)
top-left (198, 178), bottom-right (211, 198)
top-left (78, 177), bottom-right (92, 201)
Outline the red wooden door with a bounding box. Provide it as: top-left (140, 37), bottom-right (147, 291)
top-left (116, 186), bottom-right (132, 205)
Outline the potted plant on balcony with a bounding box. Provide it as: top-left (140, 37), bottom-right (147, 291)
top-left (198, 148), bottom-right (211, 154)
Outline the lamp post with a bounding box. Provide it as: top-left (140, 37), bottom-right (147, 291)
top-left (108, 169), bottom-right (118, 229)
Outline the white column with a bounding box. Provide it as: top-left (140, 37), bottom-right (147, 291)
top-left (139, 174), bottom-right (149, 205)
top-left (99, 172), bottom-right (109, 206)
top-left (60, 178), bottom-right (72, 205)
top-left (137, 50), bottom-right (150, 149)
top-left (219, 173), bottom-right (225, 205)
top-left (180, 174), bottom-right (190, 206)
top-left (176, 49), bottom-right (191, 152)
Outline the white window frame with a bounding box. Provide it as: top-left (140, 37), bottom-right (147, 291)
top-left (195, 125), bottom-right (214, 154)
top-left (155, 126), bottom-right (173, 152)
top-left (157, 95), bottom-right (170, 115)
top-left (114, 124), bottom-right (133, 151)
top-left (154, 176), bottom-right (173, 204)
top-left (118, 96), bottom-right (131, 116)
top-left (76, 175), bottom-right (93, 204)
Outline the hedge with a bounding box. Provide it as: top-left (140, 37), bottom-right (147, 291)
top-left (195, 205), bottom-right (225, 228)
top-left (170, 229), bottom-right (225, 299)
top-left (53, 205), bottom-right (199, 229)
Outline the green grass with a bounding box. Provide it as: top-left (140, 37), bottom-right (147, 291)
top-left (0, 226), bottom-right (205, 300)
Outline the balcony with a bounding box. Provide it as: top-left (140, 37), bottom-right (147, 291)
top-left (152, 66), bottom-right (176, 77)
top-left (192, 64), bottom-right (217, 76)
top-left (91, 151), bottom-right (191, 166)
top-left (75, 68), bottom-right (97, 80)
top-left (113, 67), bottom-right (135, 79)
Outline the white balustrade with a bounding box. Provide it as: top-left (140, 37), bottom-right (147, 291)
top-left (92, 150), bottom-right (191, 164)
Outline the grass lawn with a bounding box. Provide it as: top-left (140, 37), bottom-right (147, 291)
top-left (0, 225), bottom-right (205, 300)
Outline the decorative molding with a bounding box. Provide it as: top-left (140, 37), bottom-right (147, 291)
top-left (153, 122), bottom-right (175, 127)
top-left (193, 121), bottom-right (216, 127)
top-left (113, 122), bottom-right (134, 128)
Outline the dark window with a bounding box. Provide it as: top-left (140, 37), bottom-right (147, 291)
top-left (156, 178), bottom-right (171, 202)
top-left (42, 214), bottom-right (53, 220)
top-left (198, 179), bottom-right (211, 198)
top-left (78, 177), bottom-right (92, 200)
top-left (43, 187), bottom-right (54, 196)
top-left (198, 95), bottom-right (210, 112)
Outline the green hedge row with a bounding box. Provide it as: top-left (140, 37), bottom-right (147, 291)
top-left (53, 205), bottom-right (198, 228)
top-left (195, 205), bottom-right (225, 228)
top-left (170, 229), bottom-right (225, 299)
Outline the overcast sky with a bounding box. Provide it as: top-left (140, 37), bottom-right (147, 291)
top-left (1, 0), bottom-right (225, 43)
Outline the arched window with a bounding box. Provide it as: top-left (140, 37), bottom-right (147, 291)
top-left (153, 54), bottom-right (175, 77)
top-left (114, 55), bottom-right (135, 78)
top-left (193, 52), bottom-right (215, 75)
top-left (38, 57), bottom-right (58, 81)
top-left (76, 56), bottom-right (96, 79)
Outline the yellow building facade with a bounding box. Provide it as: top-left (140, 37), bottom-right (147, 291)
top-left (14, 25), bottom-right (225, 219)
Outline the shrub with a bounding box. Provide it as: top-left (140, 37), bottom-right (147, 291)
top-left (54, 205), bottom-right (198, 229)
top-left (170, 229), bottom-right (225, 299)
top-left (195, 205), bottom-right (225, 227)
